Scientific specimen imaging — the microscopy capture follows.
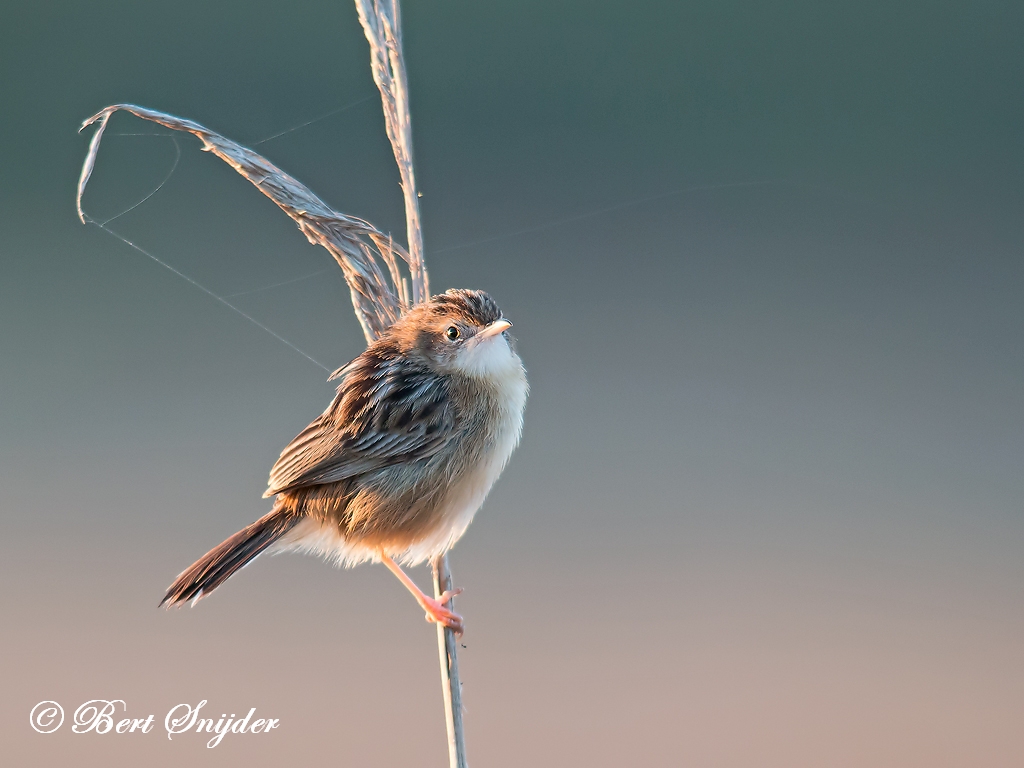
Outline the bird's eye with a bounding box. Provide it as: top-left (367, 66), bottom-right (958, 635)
top-left (445, 326), bottom-right (461, 341)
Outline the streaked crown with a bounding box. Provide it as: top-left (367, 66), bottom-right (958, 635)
top-left (425, 289), bottom-right (503, 327)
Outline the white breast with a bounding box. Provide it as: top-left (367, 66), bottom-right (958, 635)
top-left (403, 333), bottom-right (529, 564)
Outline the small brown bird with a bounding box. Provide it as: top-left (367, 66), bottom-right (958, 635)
top-left (161, 289), bottom-right (527, 633)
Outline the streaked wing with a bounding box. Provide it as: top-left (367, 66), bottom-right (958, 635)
top-left (264, 347), bottom-right (456, 496)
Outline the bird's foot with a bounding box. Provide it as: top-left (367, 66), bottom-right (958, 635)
top-left (418, 588), bottom-right (463, 634)
top-left (379, 553), bottom-right (465, 634)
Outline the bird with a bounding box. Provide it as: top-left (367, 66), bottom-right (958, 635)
top-left (160, 289), bottom-right (528, 633)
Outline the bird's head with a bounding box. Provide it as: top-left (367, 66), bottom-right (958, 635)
top-left (391, 289), bottom-right (518, 378)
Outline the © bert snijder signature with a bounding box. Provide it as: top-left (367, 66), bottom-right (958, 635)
top-left (30, 699), bottom-right (280, 748)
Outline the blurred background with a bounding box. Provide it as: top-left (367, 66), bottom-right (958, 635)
top-left (2, 1), bottom-right (1023, 765)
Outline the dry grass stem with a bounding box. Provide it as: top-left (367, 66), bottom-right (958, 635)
top-left (354, 0), bottom-right (428, 304)
top-left (77, 104), bottom-right (411, 345)
top-left (433, 555), bottom-right (468, 768)
top-left (354, 4), bottom-right (468, 765)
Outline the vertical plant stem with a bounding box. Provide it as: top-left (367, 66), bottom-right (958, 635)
top-left (433, 555), bottom-right (468, 768)
top-left (354, 0), bottom-right (428, 302)
top-left (355, 2), bottom-right (466, 762)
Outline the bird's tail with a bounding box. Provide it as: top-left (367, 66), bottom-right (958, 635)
top-left (161, 504), bottom-right (301, 607)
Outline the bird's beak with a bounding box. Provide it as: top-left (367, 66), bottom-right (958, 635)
top-left (477, 319), bottom-right (512, 339)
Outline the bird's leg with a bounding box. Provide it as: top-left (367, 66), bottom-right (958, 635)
top-left (380, 553), bottom-right (464, 634)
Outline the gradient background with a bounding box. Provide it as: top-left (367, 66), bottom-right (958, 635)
top-left (2, 1), bottom-right (1023, 765)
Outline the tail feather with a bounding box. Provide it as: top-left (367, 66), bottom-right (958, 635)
top-left (161, 506), bottom-right (300, 607)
